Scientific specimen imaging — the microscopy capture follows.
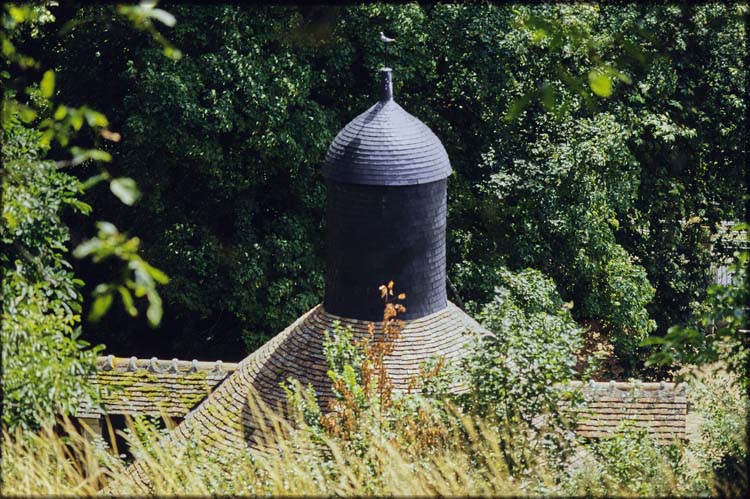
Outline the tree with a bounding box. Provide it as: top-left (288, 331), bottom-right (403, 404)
top-left (1, 1), bottom-right (171, 430)
top-left (36, 3), bottom-right (747, 374)
top-left (30, 5), bottom-right (334, 358)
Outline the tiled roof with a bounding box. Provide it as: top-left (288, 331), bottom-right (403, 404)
top-left (561, 380), bottom-right (688, 443)
top-left (166, 302), bottom-right (484, 450)
top-left (107, 306), bottom-right (692, 492)
top-left (114, 302), bottom-right (484, 487)
top-left (82, 357), bottom-right (689, 448)
top-left (77, 356), bottom-right (238, 418)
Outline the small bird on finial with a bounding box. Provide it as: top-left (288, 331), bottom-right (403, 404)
top-left (380, 31), bottom-right (396, 44)
top-left (379, 32), bottom-right (396, 68)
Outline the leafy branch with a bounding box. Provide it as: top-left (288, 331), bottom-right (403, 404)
top-left (2, 1), bottom-right (175, 325)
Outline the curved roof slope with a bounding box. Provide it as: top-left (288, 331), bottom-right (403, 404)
top-left (322, 69), bottom-right (452, 186)
top-left (175, 302), bottom-right (481, 449)
top-left (118, 302), bottom-right (485, 490)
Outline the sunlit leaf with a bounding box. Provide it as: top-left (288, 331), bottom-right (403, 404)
top-left (163, 46), bottom-right (182, 60)
top-left (110, 177), bottom-right (141, 205)
top-left (70, 147), bottom-right (111, 165)
top-left (71, 112), bottom-right (84, 131)
top-left (121, 236), bottom-right (141, 254)
top-left (87, 149), bottom-right (112, 162)
top-left (146, 291), bottom-right (163, 327)
top-left (40, 70), bottom-right (55, 98)
top-left (89, 293), bottom-right (113, 322)
top-left (19, 106), bottom-right (36, 123)
top-left (9, 6), bottom-right (28, 23)
top-left (40, 128), bottom-right (54, 147)
top-left (148, 8), bottom-right (176, 27)
top-left (639, 336), bottom-right (667, 346)
top-left (532, 28), bottom-right (547, 43)
top-left (588, 69), bottom-right (612, 97)
top-left (602, 65), bottom-right (632, 85)
top-left (65, 198), bottom-right (92, 215)
top-left (80, 172), bottom-right (110, 191)
top-left (142, 261), bottom-right (170, 284)
top-left (54, 105), bottom-right (67, 120)
top-left (118, 287), bottom-right (138, 317)
top-left (96, 221), bottom-right (118, 236)
top-left (84, 109), bottom-right (109, 128)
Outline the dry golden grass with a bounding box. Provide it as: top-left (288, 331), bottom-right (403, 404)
top-left (1, 394), bottom-right (529, 497)
top-left (4, 373), bottom-right (743, 497)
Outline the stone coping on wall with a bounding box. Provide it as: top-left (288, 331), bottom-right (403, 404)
top-left (76, 355), bottom-right (239, 418)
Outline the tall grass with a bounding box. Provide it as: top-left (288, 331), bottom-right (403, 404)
top-left (4, 382), bottom-right (746, 496)
top-left (2, 393), bottom-right (530, 496)
top-left (4, 378), bottom-right (744, 497)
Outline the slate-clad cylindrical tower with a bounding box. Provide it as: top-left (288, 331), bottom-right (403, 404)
top-left (118, 68), bottom-right (491, 490)
top-left (322, 68), bottom-right (452, 321)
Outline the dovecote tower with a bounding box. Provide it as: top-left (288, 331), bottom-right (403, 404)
top-left (121, 69), bottom-right (487, 488)
top-left (322, 68), bottom-right (451, 321)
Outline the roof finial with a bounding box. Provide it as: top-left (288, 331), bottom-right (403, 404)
top-left (104, 354), bottom-right (115, 371)
top-left (148, 356), bottom-right (160, 373)
top-left (168, 358), bottom-right (179, 373)
top-left (379, 67), bottom-right (393, 102)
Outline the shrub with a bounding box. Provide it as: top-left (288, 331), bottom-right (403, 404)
top-left (460, 268), bottom-right (585, 422)
top-left (440, 268), bottom-right (586, 478)
top-left (682, 366), bottom-right (749, 496)
top-left (562, 421), bottom-right (682, 496)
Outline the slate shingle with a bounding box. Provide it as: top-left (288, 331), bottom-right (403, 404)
top-left (322, 68), bottom-right (451, 186)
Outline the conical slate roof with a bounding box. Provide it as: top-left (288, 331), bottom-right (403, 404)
top-left (322, 68), bottom-right (452, 186)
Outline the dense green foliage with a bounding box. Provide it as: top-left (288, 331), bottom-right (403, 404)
top-left (566, 422), bottom-right (683, 496)
top-left (645, 246), bottom-right (749, 389)
top-left (1, 111), bottom-right (101, 429)
top-left (4, 0), bottom-right (746, 418)
top-left (24, 3), bottom-right (744, 370)
top-left (441, 267), bottom-right (585, 475)
top-left (1, 2), bottom-right (169, 430)
top-left (452, 268), bottom-right (583, 434)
